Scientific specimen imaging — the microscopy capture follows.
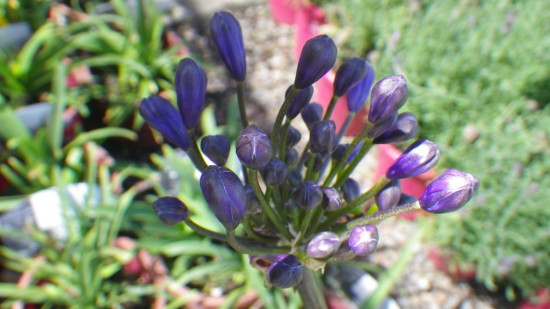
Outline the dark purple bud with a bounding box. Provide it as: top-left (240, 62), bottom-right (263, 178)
top-left (262, 158), bottom-right (288, 186)
top-left (419, 169), bottom-right (479, 214)
top-left (301, 102), bottom-right (323, 130)
top-left (210, 11), bottom-right (246, 81)
top-left (286, 85), bottom-right (314, 119)
top-left (175, 58), bottom-right (207, 129)
top-left (200, 135), bottom-right (230, 166)
top-left (236, 125), bottom-right (273, 169)
top-left (245, 186), bottom-right (262, 216)
top-left (293, 180), bottom-right (323, 210)
top-left (266, 254), bottom-right (303, 288)
top-left (341, 178), bottom-right (361, 202)
top-left (368, 75), bottom-right (408, 124)
top-left (348, 225), bottom-right (379, 256)
top-left (367, 113), bottom-right (397, 138)
top-left (200, 166), bottom-right (246, 230)
top-left (322, 187), bottom-right (343, 211)
top-left (139, 96), bottom-right (190, 150)
top-left (152, 197), bottom-right (189, 226)
top-left (285, 148), bottom-right (299, 169)
top-left (310, 120), bottom-right (337, 154)
top-left (386, 139), bottom-right (440, 180)
top-left (294, 35), bottom-right (337, 89)
top-left (375, 180), bottom-right (401, 211)
top-left (285, 125), bottom-right (302, 148)
top-left (347, 62), bottom-right (375, 112)
top-left (334, 57), bottom-right (369, 97)
top-left (374, 112), bottom-right (418, 144)
top-left (307, 231), bottom-right (341, 259)
top-left (397, 193), bottom-right (417, 207)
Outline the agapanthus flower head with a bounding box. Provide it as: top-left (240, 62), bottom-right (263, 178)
top-left (200, 135), bottom-right (230, 166)
top-left (175, 58), bottom-right (207, 129)
top-left (368, 75), bottom-right (408, 124)
top-left (301, 102), bottom-right (323, 130)
top-left (140, 96), bottom-right (190, 150)
top-left (306, 231), bottom-right (341, 259)
top-left (152, 197), bottom-right (189, 226)
top-left (294, 35), bottom-right (337, 89)
top-left (236, 125), bottom-right (273, 169)
top-left (266, 254), bottom-right (303, 288)
top-left (293, 180), bottom-right (323, 210)
top-left (375, 180), bottom-right (401, 211)
top-left (262, 158), bottom-right (288, 186)
top-left (374, 112), bottom-right (418, 144)
top-left (210, 11), bottom-right (246, 81)
top-left (341, 178), bottom-right (361, 203)
top-left (386, 139), bottom-right (440, 180)
top-left (321, 187), bottom-right (343, 211)
top-left (334, 57), bottom-right (369, 97)
top-left (310, 120), bottom-right (337, 154)
top-left (200, 166), bottom-right (246, 230)
top-left (285, 125), bottom-right (302, 148)
top-left (348, 225), bottom-right (379, 256)
top-left (419, 169), bottom-right (479, 213)
top-left (367, 113), bottom-right (397, 139)
top-left (286, 85), bottom-right (314, 119)
top-left (347, 62), bottom-right (375, 112)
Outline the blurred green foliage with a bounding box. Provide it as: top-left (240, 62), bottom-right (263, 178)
top-left (318, 0), bottom-right (550, 299)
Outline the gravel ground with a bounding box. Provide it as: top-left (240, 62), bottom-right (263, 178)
top-left (177, 3), bottom-right (513, 308)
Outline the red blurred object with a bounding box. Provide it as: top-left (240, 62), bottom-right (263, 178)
top-left (428, 248), bottom-right (477, 280)
top-left (518, 289), bottom-right (550, 309)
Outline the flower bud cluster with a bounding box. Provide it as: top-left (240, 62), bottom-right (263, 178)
top-left (141, 11), bottom-right (479, 291)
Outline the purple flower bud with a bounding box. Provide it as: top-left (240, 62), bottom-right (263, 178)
top-left (348, 225), bottom-right (379, 256)
top-left (262, 158), bottom-right (288, 186)
top-left (367, 113), bottom-right (397, 138)
top-left (334, 57), bottom-right (369, 97)
top-left (236, 125), bottom-right (273, 169)
top-left (286, 85), bottom-right (314, 119)
top-left (152, 197), bottom-right (189, 226)
top-left (332, 142), bottom-right (362, 163)
top-left (386, 139), bottom-right (440, 180)
top-left (307, 231), bottom-right (341, 259)
top-left (347, 62), bottom-right (375, 112)
top-left (294, 35), bottom-right (337, 89)
top-left (368, 75), bottom-right (408, 124)
top-left (175, 58), bottom-right (207, 129)
top-left (293, 180), bottom-right (323, 210)
top-left (375, 180), bottom-right (401, 211)
top-left (200, 135), bottom-right (230, 166)
top-left (374, 112), bottom-right (418, 144)
top-left (140, 96), bottom-right (190, 150)
top-left (341, 178), bottom-right (361, 202)
top-left (419, 169), bottom-right (479, 214)
top-left (301, 102), bottom-right (323, 130)
top-left (285, 148), bottom-right (299, 169)
top-left (210, 11), bottom-right (246, 81)
top-left (397, 193), bottom-right (417, 207)
top-left (285, 125), bottom-right (302, 148)
top-left (310, 120), bottom-right (337, 154)
top-left (266, 254), bottom-right (303, 288)
top-left (322, 187), bottom-right (343, 211)
top-left (200, 166), bottom-right (246, 230)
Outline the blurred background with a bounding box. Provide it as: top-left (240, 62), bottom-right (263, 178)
top-left (0, 0), bottom-right (548, 308)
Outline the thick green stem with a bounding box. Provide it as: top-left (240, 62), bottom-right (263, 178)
top-left (279, 119), bottom-right (291, 160)
top-left (344, 201), bottom-right (422, 230)
top-left (184, 218), bottom-right (227, 241)
top-left (333, 138), bottom-right (373, 188)
top-left (272, 87), bottom-right (300, 157)
top-left (187, 129), bottom-right (208, 172)
top-left (296, 267), bottom-right (327, 309)
top-left (236, 81), bottom-right (249, 128)
top-left (323, 94), bottom-right (340, 121)
top-left (248, 170), bottom-right (292, 239)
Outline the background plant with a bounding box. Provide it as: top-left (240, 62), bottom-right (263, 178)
top-left (317, 0), bottom-right (550, 298)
